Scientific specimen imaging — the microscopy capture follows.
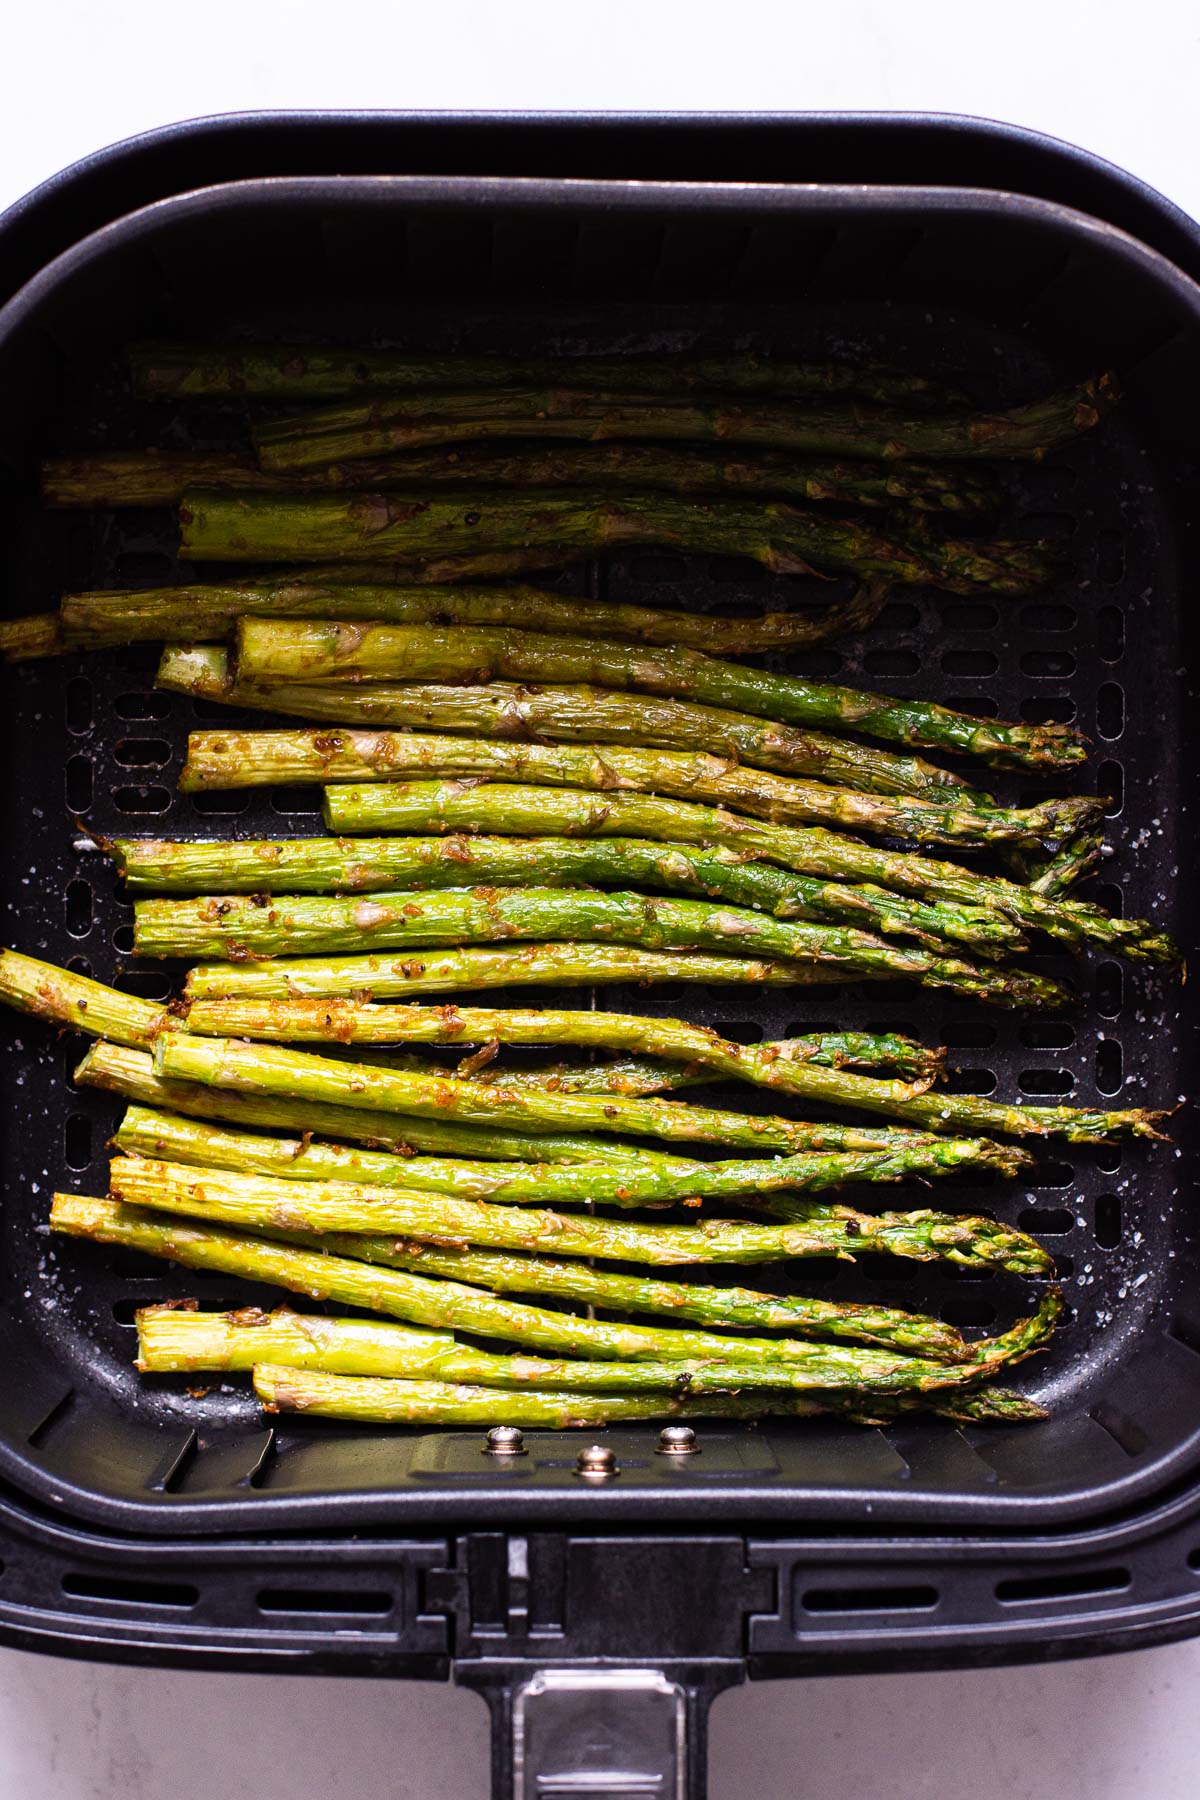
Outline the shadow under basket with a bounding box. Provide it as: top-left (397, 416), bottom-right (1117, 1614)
top-left (0, 160), bottom-right (1197, 1538)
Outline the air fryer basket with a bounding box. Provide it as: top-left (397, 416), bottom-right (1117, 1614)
top-left (0, 174), bottom-right (1196, 1537)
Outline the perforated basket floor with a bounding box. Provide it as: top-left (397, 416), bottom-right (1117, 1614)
top-left (0, 176), bottom-right (1196, 1532)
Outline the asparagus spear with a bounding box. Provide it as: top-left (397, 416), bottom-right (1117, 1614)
top-left (133, 1211), bottom-right (967, 1357)
top-left (157, 643), bottom-right (996, 805)
top-left (874, 1390), bottom-right (1048, 1425)
top-left (61, 575), bottom-right (893, 659)
top-left (442, 1050), bottom-right (912, 1097)
top-left (134, 1303), bottom-right (965, 1384)
top-left (139, 888), bottom-right (1068, 1009)
top-left (181, 725), bottom-right (1094, 853)
top-left (141, 1308), bottom-right (1042, 1409)
top-left (184, 939), bottom-right (829, 997)
top-left (49, 1192), bottom-right (944, 1365)
top-left (1027, 830), bottom-right (1107, 898)
top-left (56, 1192), bottom-right (1061, 1368)
top-left (114, 823), bottom-right (1021, 957)
top-left (118, 1093), bottom-right (958, 1181)
top-left (171, 997), bottom-right (948, 1110)
top-left (248, 376), bottom-right (1113, 470)
top-left (257, 1236), bottom-right (966, 1356)
top-left (325, 1036), bottom-right (942, 1094)
top-left (453, 1030), bottom-right (944, 1090)
top-left (43, 443), bottom-right (999, 513)
top-left (0, 615), bottom-right (65, 661)
top-left (108, 1153), bottom-right (1046, 1271)
top-left (80, 1041), bottom-right (676, 1168)
top-left (0, 946), bottom-right (170, 1048)
top-left (130, 341), bottom-right (962, 406)
top-left (117, 1102), bottom-right (997, 1207)
top-left (172, 1000), bottom-right (1163, 1145)
top-left (0, 944), bottom-right (678, 1166)
top-left (151, 1033), bottom-right (1034, 1167)
top-left (0, 932), bottom-right (820, 1089)
top-left (228, 618), bottom-right (1084, 772)
top-left (115, 1130), bottom-right (1011, 1363)
top-left (319, 781), bottom-right (1178, 965)
top-left (247, 1367), bottom-right (1005, 1426)
top-left (182, 488), bottom-right (1052, 598)
top-left (330, 1030), bottom-right (943, 1089)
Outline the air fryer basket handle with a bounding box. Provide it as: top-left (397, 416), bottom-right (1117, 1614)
top-left (466, 1664), bottom-right (738, 1800)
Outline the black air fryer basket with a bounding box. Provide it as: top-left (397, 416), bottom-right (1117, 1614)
top-left (1, 113), bottom-right (1199, 1799)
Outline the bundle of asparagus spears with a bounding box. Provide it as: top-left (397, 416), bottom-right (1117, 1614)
top-left (0, 340), bottom-right (1173, 1435)
top-left (5, 944), bottom-right (1071, 1426)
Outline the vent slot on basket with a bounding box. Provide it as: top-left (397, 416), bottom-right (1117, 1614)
top-left (801, 1584), bottom-right (940, 1615)
top-left (256, 1586), bottom-right (394, 1616)
top-left (62, 1572), bottom-right (199, 1610)
top-left (995, 1568), bottom-right (1129, 1605)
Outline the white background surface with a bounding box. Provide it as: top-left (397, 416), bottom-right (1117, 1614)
top-left (3, 2), bottom-right (1200, 1793)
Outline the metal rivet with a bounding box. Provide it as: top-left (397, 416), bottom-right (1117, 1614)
top-left (574, 1443), bottom-right (619, 1479)
top-left (656, 1425), bottom-right (700, 1457)
top-left (483, 1425), bottom-right (527, 1457)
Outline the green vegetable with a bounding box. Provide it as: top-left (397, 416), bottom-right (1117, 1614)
top-left (225, 615), bottom-right (1084, 772)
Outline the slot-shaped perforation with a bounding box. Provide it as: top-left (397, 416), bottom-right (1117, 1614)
top-left (864, 648), bottom-right (919, 677)
top-left (942, 1023), bottom-right (997, 1049)
top-left (191, 791), bottom-right (250, 815)
top-left (63, 1113), bottom-right (92, 1170)
top-left (940, 1296), bottom-right (999, 1328)
top-left (114, 737), bottom-right (170, 768)
top-left (65, 677), bottom-right (93, 735)
top-left (778, 647), bottom-right (842, 680)
top-left (943, 1068), bottom-right (997, 1095)
top-left (1018, 512), bottom-right (1075, 541)
top-left (1027, 1163), bottom-right (1076, 1189)
top-left (64, 878), bottom-right (93, 938)
top-left (1017, 1206), bottom-right (1074, 1236)
top-left (1095, 882), bottom-right (1124, 918)
top-left (1097, 530), bottom-right (1127, 584)
top-left (112, 784), bottom-right (171, 814)
top-left (1019, 1068), bottom-right (1074, 1096)
top-left (1021, 649), bottom-right (1076, 679)
top-left (1095, 1196), bottom-right (1122, 1249)
top-left (1019, 602), bottom-right (1077, 631)
top-left (943, 694), bottom-right (999, 717)
top-left (1021, 1022), bottom-right (1075, 1049)
top-left (1099, 760), bottom-right (1125, 817)
top-left (719, 1020), bottom-right (764, 1044)
top-left (115, 691), bottom-right (172, 721)
top-left (1096, 1040), bottom-right (1123, 1094)
top-left (1098, 605), bottom-right (1125, 660)
top-left (1097, 682), bottom-right (1125, 740)
top-left (940, 649), bottom-right (997, 677)
top-left (1020, 695), bottom-right (1075, 723)
top-left (65, 753), bottom-right (92, 811)
top-left (270, 785), bottom-right (322, 815)
top-left (878, 601), bottom-right (919, 630)
top-left (941, 601), bottom-right (998, 631)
